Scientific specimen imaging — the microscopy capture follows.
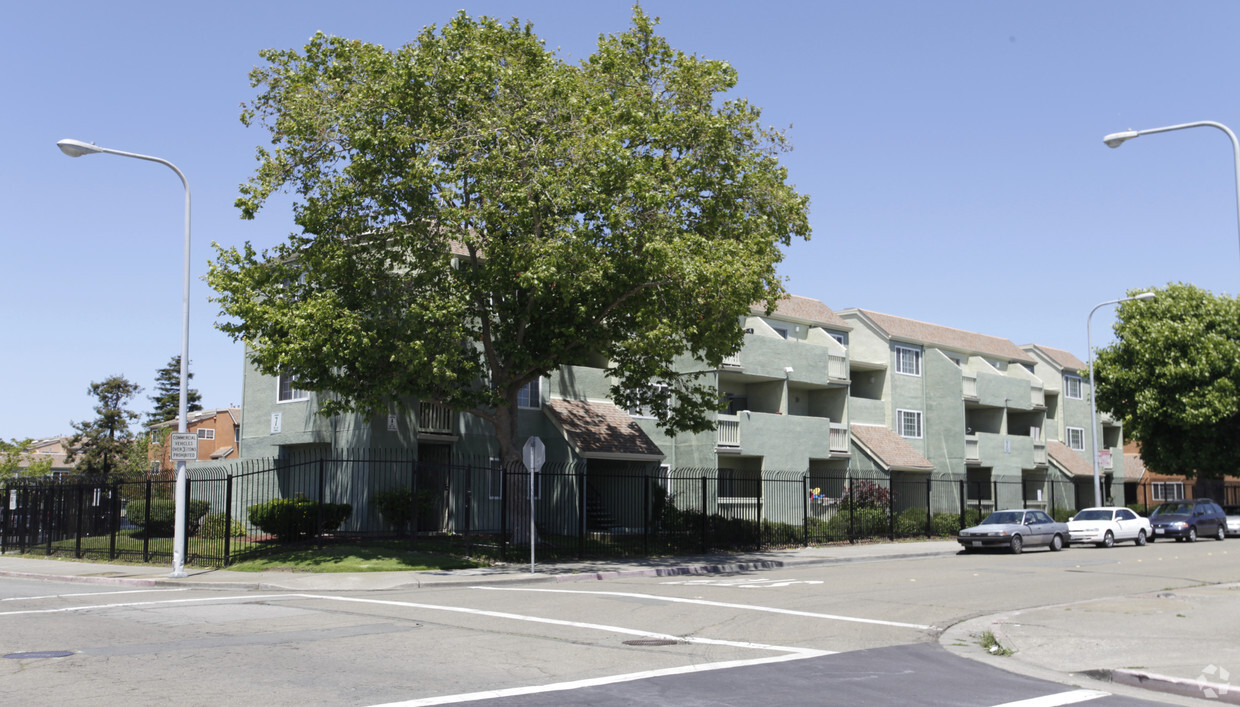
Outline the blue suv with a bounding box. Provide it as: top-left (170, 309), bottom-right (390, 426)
top-left (1148, 498), bottom-right (1227, 542)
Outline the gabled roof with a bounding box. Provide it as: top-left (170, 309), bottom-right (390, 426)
top-left (843, 309), bottom-right (1035, 365)
top-left (1124, 452), bottom-right (1148, 483)
top-left (753, 295), bottom-right (850, 329)
top-left (1048, 441), bottom-right (1092, 478)
top-left (544, 399), bottom-right (664, 461)
top-left (1023, 344), bottom-right (1087, 373)
top-left (849, 424), bottom-right (935, 472)
top-left (148, 407), bottom-right (241, 431)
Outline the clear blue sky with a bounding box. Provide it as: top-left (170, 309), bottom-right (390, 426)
top-left (4, 1), bottom-right (1239, 441)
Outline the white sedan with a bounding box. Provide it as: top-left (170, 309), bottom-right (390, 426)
top-left (1067, 507), bottom-right (1151, 547)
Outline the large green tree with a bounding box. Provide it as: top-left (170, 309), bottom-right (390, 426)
top-left (209, 8), bottom-right (810, 464)
top-left (1094, 283), bottom-right (1240, 478)
top-left (0, 438), bottom-right (53, 480)
top-left (66, 375), bottom-right (143, 480)
top-left (146, 355), bottom-right (203, 426)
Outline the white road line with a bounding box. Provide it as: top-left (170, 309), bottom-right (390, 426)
top-left (472, 586), bottom-right (934, 630)
top-left (2, 588), bottom-right (188, 602)
top-left (0, 593), bottom-right (296, 617)
top-left (990, 688), bottom-right (1111, 706)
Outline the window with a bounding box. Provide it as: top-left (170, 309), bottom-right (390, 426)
top-left (718, 468), bottom-right (759, 499)
top-left (196, 429), bottom-right (215, 441)
top-left (1152, 482), bottom-right (1185, 501)
top-left (1066, 426), bottom-right (1085, 451)
top-left (897, 409), bottom-right (923, 439)
top-left (1063, 375), bottom-right (1083, 400)
top-left (517, 378), bottom-right (541, 409)
top-left (895, 346), bottom-right (921, 376)
top-left (278, 374), bottom-right (308, 402)
top-left (773, 326), bottom-right (789, 339)
top-left (985, 358), bottom-right (1005, 371)
top-left (829, 332), bottom-right (846, 345)
top-left (488, 458), bottom-right (503, 500)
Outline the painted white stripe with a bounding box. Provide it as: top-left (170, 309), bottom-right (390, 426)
top-left (0, 594), bottom-right (296, 617)
top-left (472, 586), bottom-right (934, 630)
top-left (2, 588), bottom-right (188, 602)
top-left (990, 689), bottom-right (1111, 707)
top-left (368, 651), bottom-right (826, 706)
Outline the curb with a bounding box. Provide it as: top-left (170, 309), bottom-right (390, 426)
top-left (1097, 669), bottom-right (1240, 705)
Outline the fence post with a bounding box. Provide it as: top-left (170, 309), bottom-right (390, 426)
top-left (700, 475), bottom-right (707, 554)
top-left (409, 460), bottom-right (418, 549)
top-left (183, 475), bottom-right (192, 562)
top-left (802, 476), bottom-right (809, 547)
top-left (925, 477), bottom-right (932, 538)
top-left (848, 476), bottom-right (855, 543)
top-left (958, 479), bottom-right (965, 531)
top-left (642, 474), bottom-right (649, 557)
top-left (223, 474), bottom-right (234, 566)
top-left (74, 484), bottom-right (85, 558)
top-left (1, 483), bottom-right (8, 556)
top-left (464, 463), bottom-right (473, 558)
top-left (992, 479), bottom-right (999, 511)
top-left (45, 486), bottom-right (56, 556)
top-left (316, 458), bottom-right (325, 546)
top-left (500, 464), bottom-right (508, 562)
top-left (578, 466), bottom-right (587, 560)
top-left (143, 479), bottom-right (152, 563)
top-left (888, 481), bottom-right (895, 541)
top-left (108, 482), bottom-right (119, 561)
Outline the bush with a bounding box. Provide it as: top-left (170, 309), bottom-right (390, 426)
top-left (247, 498), bottom-right (352, 542)
top-left (839, 479), bottom-right (891, 512)
top-left (931, 512), bottom-right (963, 537)
top-left (374, 487), bottom-right (436, 531)
top-left (895, 507), bottom-right (930, 537)
top-left (125, 498), bottom-right (211, 537)
top-left (198, 512), bottom-right (246, 539)
top-left (1051, 508), bottom-right (1076, 523)
top-left (826, 507), bottom-right (890, 538)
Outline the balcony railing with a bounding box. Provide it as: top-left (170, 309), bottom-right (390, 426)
top-left (1031, 384), bottom-right (1045, 407)
top-left (1034, 441), bottom-right (1047, 465)
top-left (717, 415), bottom-right (740, 447)
top-left (828, 354), bottom-right (848, 381)
top-left (965, 435), bottom-right (980, 462)
top-left (962, 374), bottom-right (978, 399)
top-left (721, 354), bottom-right (742, 368)
top-left (829, 423), bottom-right (849, 453)
top-left (418, 401), bottom-right (453, 435)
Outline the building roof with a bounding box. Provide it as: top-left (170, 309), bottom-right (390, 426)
top-left (754, 295), bottom-right (850, 329)
top-left (845, 309), bottom-right (1036, 364)
top-left (1124, 452), bottom-right (1149, 483)
top-left (1023, 344), bottom-right (1087, 373)
top-left (849, 424), bottom-right (935, 472)
top-left (544, 399), bottom-right (665, 461)
top-left (148, 407), bottom-right (240, 430)
top-left (1048, 441), bottom-right (1092, 478)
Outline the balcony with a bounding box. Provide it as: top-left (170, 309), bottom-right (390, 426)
top-left (829, 423), bottom-right (849, 454)
top-left (418, 402), bottom-right (454, 435)
top-left (962, 374), bottom-right (978, 400)
top-left (828, 353), bottom-right (848, 381)
top-left (715, 412), bottom-right (832, 458)
top-left (717, 414), bottom-right (741, 449)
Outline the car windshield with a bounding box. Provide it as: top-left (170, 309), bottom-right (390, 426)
top-left (1073, 510), bottom-right (1112, 521)
top-left (982, 511), bottom-right (1024, 525)
top-left (1152, 502), bottom-right (1192, 516)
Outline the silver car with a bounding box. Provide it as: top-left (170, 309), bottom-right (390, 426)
top-left (1224, 505), bottom-right (1240, 538)
top-left (958, 508), bottom-right (1068, 554)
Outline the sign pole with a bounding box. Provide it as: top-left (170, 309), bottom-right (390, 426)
top-left (522, 437), bottom-right (545, 573)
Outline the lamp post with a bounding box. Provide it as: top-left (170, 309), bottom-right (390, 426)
top-left (1087, 292), bottom-right (1155, 507)
top-left (1103, 121), bottom-right (1240, 270)
top-left (57, 138), bottom-right (192, 578)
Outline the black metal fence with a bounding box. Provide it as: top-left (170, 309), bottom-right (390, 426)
top-left (1, 454), bottom-right (1103, 567)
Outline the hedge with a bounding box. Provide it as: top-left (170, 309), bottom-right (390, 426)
top-left (124, 498), bottom-right (211, 537)
top-left (247, 498), bottom-right (352, 542)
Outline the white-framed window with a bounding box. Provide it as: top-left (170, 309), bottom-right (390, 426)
top-left (829, 332), bottom-right (846, 345)
top-left (196, 428), bottom-right (215, 441)
top-left (277, 374), bottom-right (308, 403)
top-left (517, 378), bottom-right (541, 409)
top-left (897, 409), bottom-right (923, 439)
top-left (1063, 375), bottom-right (1083, 400)
top-left (895, 346), bottom-right (921, 376)
top-left (1152, 482), bottom-right (1185, 501)
top-left (1066, 426), bottom-right (1085, 451)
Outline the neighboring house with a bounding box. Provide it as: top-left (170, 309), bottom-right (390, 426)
top-left (1122, 440), bottom-right (1240, 508)
top-left (148, 408), bottom-right (242, 472)
top-left (14, 436), bottom-right (77, 478)
top-left (1020, 344), bottom-right (1126, 508)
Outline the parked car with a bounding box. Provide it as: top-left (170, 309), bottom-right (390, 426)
top-left (957, 509), bottom-right (1068, 554)
top-left (1223, 505), bottom-right (1240, 538)
top-left (1148, 499), bottom-right (1227, 542)
top-left (1067, 507), bottom-right (1151, 547)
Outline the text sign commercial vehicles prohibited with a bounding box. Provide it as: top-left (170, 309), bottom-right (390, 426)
top-left (170, 432), bottom-right (198, 461)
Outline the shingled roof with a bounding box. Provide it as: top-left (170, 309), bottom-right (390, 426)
top-left (1023, 344), bottom-right (1087, 373)
top-left (754, 295), bottom-right (850, 329)
top-left (543, 399), bottom-right (664, 461)
top-left (1048, 441), bottom-right (1092, 478)
top-left (848, 309), bottom-right (1035, 365)
top-left (850, 424), bottom-right (935, 472)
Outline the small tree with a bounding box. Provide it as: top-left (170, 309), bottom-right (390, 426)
top-left (0, 438), bottom-right (53, 481)
top-left (146, 355), bottom-right (203, 426)
top-left (66, 375), bottom-right (142, 481)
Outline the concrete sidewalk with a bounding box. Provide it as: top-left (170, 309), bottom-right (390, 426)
top-left (4, 540), bottom-right (1237, 704)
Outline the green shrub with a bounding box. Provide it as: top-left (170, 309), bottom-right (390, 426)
top-left (895, 507), bottom-right (930, 537)
top-left (247, 498), bottom-right (352, 541)
top-left (198, 512), bottom-right (246, 539)
top-left (1051, 508), bottom-right (1076, 523)
top-left (962, 508), bottom-right (983, 528)
top-left (374, 487), bottom-right (436, 531)
top-left (839, 479), bottom-right (892, 512)
top-left (931, 512), bottom-right (963, 537)
top-left (826, 507), bottom-right (890, 538)
top-left (125, 498), bottom-right (211, 537)
top-left (1127, 503), bottom-right (1150, 517)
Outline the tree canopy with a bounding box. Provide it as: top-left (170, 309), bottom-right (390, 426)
top-left (0, 438), bottom-right (53, 480)
top-left (146, 355), bottom-right (203, 426)
top-left (1093, 283), bottom-right (1240, 478)
top-left (209, 8), bottom-right (810, 462)
top-left (67, 375), bottom-right (144, 481)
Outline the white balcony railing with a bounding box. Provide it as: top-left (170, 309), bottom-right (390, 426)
top-left (1034, 442), bottom-right (1047, 465)
top-left (418, 401), bottom-right (453, 434)
top-left (828, 354), bottom-right (848, 380)
top-left (965, 435), bottom-right (980, 462)
top-left (962, 374), bottom-right (978, 399)
top-left (721, 354), bottom-right (742, 368)
top-left (717, 415), bottom-right (740, 447)
top-left (1031, 384), bottom-right (1045, 407)
top-left (829, 423), bottom-right (849, 453)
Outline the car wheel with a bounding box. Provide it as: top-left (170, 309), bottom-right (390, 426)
top-left (1049, 534), bottom-right (1063, 552)
top-left (1188, 526), bottom-right (1198, 542)
top-left (1216, 525), bottom-right (1226, 541)
top-left (1135, 530), bottom-right (1147, 546)
top-left (1010, 534), bottom-right (1023, 554)
top-left (1100, 530), bottom-right (1114, 548)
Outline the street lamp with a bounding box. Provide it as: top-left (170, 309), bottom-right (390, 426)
top-left (57, 138), bottom-right (192, 578)
top-left (1087, 291), bottom-right (1155, 508)
top-left (1103, 121), bottom-right (1240, 270)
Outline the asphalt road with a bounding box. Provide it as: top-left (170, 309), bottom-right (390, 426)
top-left (3, 541), bottom-right (1233, 706)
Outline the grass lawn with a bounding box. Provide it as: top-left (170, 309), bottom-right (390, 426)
top-left (224, 540), bottom-right (493, 573)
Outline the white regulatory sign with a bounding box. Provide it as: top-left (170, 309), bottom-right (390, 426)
top-left (170, 432), bottom-right (199, 461)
